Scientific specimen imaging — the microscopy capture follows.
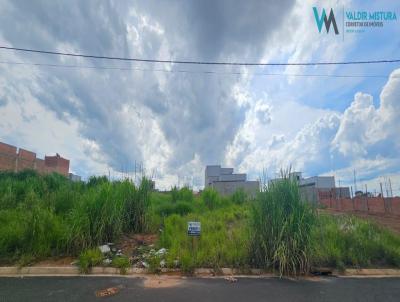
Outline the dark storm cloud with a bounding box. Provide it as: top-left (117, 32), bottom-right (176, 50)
top-left (0, 0), bottom-right (295, 172)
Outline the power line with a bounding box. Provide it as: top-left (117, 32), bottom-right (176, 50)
top-left (0, 60), bottom-right (398, 79)
top-left (1, 46), bottom-right (400, 66)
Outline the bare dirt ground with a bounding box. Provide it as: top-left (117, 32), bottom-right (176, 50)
top-left (35, 256), bottom-right (76, 266)
top-left (320, 209), bottom-right (400, 234)
top-left (32, 233), bottom-right (158, 267)
top-left (116, 233), bottom-right (158, 256)
top-left (142, 276), bottom-right (184, 288)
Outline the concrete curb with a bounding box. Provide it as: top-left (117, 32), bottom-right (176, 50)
top-left (0, 266), bottom-right (400, 278)
top-left (343, 269), bottom-right (400, 277)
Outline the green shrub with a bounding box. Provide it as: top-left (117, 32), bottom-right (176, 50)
top-left (171, 186), bottom-right (179, 203)
top-left (148, 254), bottom-right (162, 274)
top-left (159, 206), bottom-right (249, 271)
top-left (311, 215), bottom-right (400, 268)
top-left (112, 256), bottom-right (130, 274)
top-left (78, 248), bottom-right (103, 273)
top-left (171, 186), bottom-right (193, 203)
top-left (178, 186), bottom-right (194, 203)
top-left (174, 201), bottom-right (193, 215)
top-left (250, 176), bottom-right (316, 276)
top-left (0, 171), bottom-right (152, 262)
top-left (156, 201), bottom-right (193, 217)
top-left (231, 188), bottom-right (247, 204)
top-left (201, 188), bottom-right (220, 210)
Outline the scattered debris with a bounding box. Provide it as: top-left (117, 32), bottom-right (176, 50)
top-left (102, 259), bottom-right (112, 265)
top-left (95, 287), bottom-right (120, 297)
top-left (155, 248), bottom-right (167, 256)
top-left (99, 245), bottom-right (111, 254)
top-left (224, 276), bottom-right (238, 283)
top-left (140, 261), bottom-right (149, 268)
top-left (160, 259), bottom-right (166, 268)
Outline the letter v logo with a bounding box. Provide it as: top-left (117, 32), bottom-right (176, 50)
top-left (313, 7), bottom-right (326, 33)
top-left (313, 7), bottom-right (339, 34)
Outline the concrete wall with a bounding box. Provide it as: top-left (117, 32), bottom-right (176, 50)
top-left (319, 196), bottom-right (400, 217)
top-left (69, 173), bottom-right (81, 182)
top-left (299, 185), bottom-right (320, 205)
top-left (220, 168), bottom-right (233, 175)
top-left (212, 180), bottom-right (259, 197)
top-left (205, 165), bottom-right (247, 187)
top-left (205, 165), bottom-right (222, 187)
top-left (300, 176), bottom-right (335, 188)
top-left (219, 173), bottom-right (246, 182)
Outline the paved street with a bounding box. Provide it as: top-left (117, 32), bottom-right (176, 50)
top-left (1, 276), bottom-right (400, 302)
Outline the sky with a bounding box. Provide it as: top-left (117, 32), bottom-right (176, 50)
top-left (0, 0), bottom-right (399, 194)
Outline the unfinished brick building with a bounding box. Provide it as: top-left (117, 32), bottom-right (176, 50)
top-left (0, 141), bottom-right (69, 176)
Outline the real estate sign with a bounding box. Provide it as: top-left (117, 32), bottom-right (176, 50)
top-left (187, 221), bottom-right (201, 236)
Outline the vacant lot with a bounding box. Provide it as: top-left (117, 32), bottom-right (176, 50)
top-left (1, 171), bottom-right (400, 275)
top-left (321, 209), bottom-right (400, 234)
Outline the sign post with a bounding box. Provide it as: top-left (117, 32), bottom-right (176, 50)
top-left (187, 221), bottom-right (201, 257)
top-left (187, 221), bottom-right (201, 236)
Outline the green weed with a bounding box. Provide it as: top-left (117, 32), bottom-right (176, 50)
top-left (78, 248), bottom-right (103, 273)
top-left (112, 256), bottom-right (131, 274)
top-left (249, 174), bottom-right (316, 276)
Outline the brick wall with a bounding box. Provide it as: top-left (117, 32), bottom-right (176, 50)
top-left (320, 196), bottom-right (400, 217)
top-left (16, 148), bottom-right (36, 171)
top-left (35, 158), bottom-right (47, 174)
top-left (391, 197), bottom-right (400, 216)
top-left (45, 155), bottom-right (69, 176)
top-left (0, 141), bottom-right (70, 177)
top-left (0, 142), bottom-right (17, 171)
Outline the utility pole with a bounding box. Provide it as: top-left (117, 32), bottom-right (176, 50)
top-left (353, 170), bottom-right (357, 192)
top-left (385, 178), bottom-right (389, 197)
top-left (380, 182), bottom-right (384, 197)
top-left (389, 178), bottom-right (393, 197)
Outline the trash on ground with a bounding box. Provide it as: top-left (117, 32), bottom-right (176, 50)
top-left (160, 259), bottom-right (166, 268)
top-left (155, 248), bottom-right (167, 256)
top-left (225, 276), bottom-right (238, 283)
top-left (99, 245), bottom-right (111, 254)
top-left (141, 261), bottom-right (149, 268)
top-left (95, 287), bottom-right (120, 297)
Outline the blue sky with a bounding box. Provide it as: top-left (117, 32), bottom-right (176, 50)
top-left (0, 0), bottom-right (399, 193)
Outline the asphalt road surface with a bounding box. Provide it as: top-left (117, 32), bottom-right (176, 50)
top-left (1, 276), bottom-right (400, 302)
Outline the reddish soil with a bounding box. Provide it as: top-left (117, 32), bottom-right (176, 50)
top-left (142, 276), bottom-right (184, 288)
top-left (116, 233), bottom-right (158, 256)
top-left (320, 209), bottom-right (400, 234)
top-left (34, 256), bottom-right (76, 266)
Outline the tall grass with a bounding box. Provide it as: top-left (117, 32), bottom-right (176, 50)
top-left (159, 204), bottom-right (249, 273)
top-left (311, 214), bottom-right (400, 269)
top-left (249, 176), bottom-right (316, 276)
top-left (0, 171), bottom-right (151, 262)
top-left (2, 170), bottom-right (400, 273)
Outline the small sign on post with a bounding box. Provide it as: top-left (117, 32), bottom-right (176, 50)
top-left (187, 221), bottom-right (201, 236)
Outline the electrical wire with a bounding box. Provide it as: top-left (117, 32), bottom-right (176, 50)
top-left (0, 60), bottom-right (398, 79)
top-left (1, 46), bottom-right (400, 66)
